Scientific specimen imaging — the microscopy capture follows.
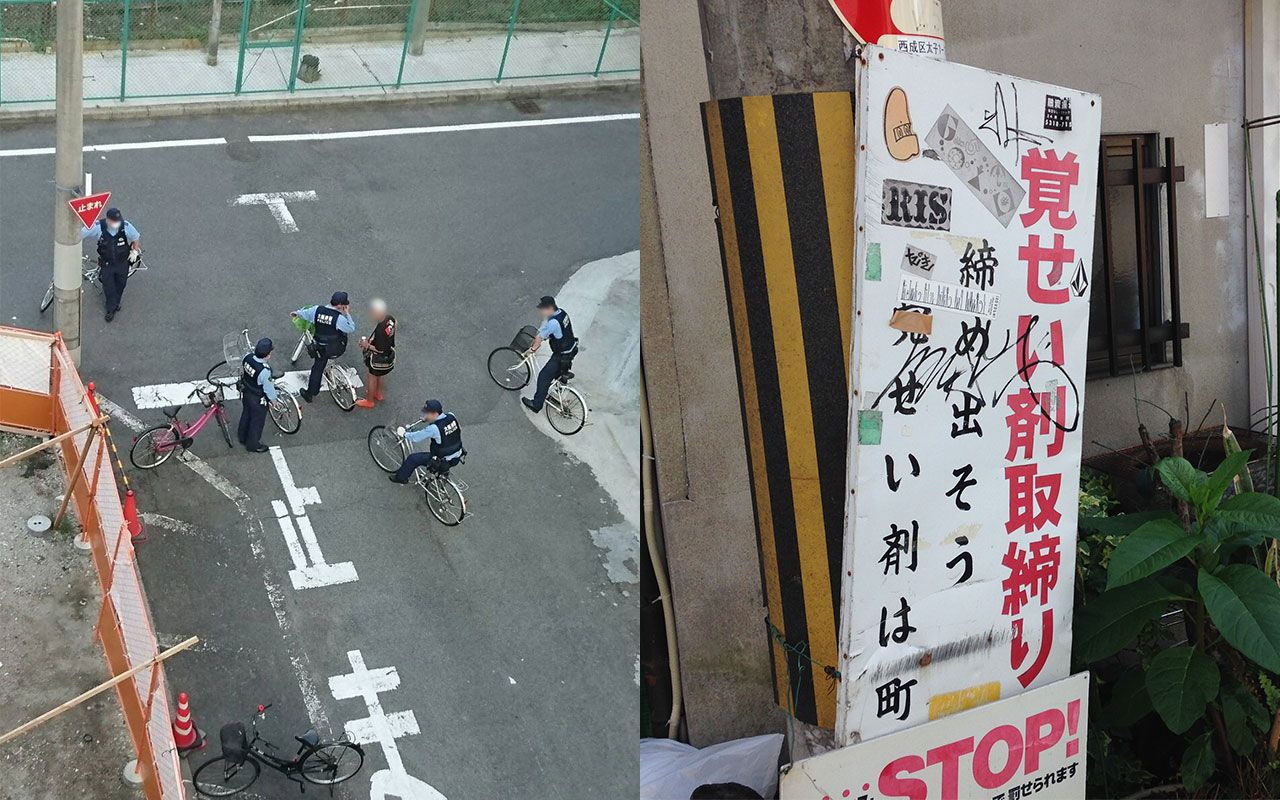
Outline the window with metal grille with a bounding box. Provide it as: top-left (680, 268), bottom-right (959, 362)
top-left (1088, 133), bottom-right (1188, 379)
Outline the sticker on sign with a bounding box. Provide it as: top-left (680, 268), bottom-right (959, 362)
top-left (68, 191), bottom-right (112, 229)
top-left (780, 673), bottom-right (1088, 800)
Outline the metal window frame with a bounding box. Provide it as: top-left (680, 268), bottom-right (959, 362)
top-left (1088, 132), bottom-right (1188, 379)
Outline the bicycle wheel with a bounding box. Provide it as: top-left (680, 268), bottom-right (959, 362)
top-left (546, 385), bottom-right (587, 435)
top-left (130, 424), bottom-right (180, 469)
top-left (206, 360), bottom-right (240, 388)
top-left (39, 284), bottom-right (54, 313)
top-left (367, 426), bottom-right (402, 472)
top-left (487, 347), bottom-right (530, 390)
top-left (215, 407), bottom-right (234, 448)
top-left (327, 365), bottom-right (356, 411)
top-left (300, 742), bottom-right (364, 785)
top-left (269, 393), bottom-right (302, 434)
top-left (290, 335), bottom-right (306, 365)
top-left (193, 756), bottom-right (260, 797)
top-left (425, 476), bottom-right (466, 526)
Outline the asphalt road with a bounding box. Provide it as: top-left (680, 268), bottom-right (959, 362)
top-left (0, 89), bottom-right (639, 799)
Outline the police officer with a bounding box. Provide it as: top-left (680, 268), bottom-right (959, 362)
top-left (292, 291), bottom-right (356, 403)
top-left (238, 338), bottom-right (279, 453)
top-left (79, 207), bottom-right (141, 322)
top-left (389, 400), bottom-right (464, 484)
top-left (521, 295), bottom-right (578, 413)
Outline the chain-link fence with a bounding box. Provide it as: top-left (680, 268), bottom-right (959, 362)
top-left (0, 0), bottom-right (636, 105)
top-left (0, 327), bottom-right (185, 800)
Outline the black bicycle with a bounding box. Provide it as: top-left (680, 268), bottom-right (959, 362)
top-left (192, 704), bottom-right (364, 796)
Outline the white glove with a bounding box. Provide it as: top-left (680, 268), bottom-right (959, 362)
top-left (395, 426), bottom-right (406, 438)
top-left (128, 249), bottom-right (140, 263)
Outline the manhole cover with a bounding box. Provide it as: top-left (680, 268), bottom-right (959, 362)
top-left (225, 139), bottom-right (262, 163)
top-left (26, 514), bottom-right (52, 536)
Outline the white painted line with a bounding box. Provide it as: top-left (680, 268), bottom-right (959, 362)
top-left (131, 369), bottom-right (362, 410)
top-left (231, 190), bottom-right (318, 233)
top-left (329, 650), bottom-right (447, 799)
top-left (0, 137), bottom-right (227, 158)
top-left (98, 393), bottom-right (332, 734)
top-left (267, 446), bottom-right (357, 590)
top-left (247, 112), bottom-right (641, 143)
top-left (269, 448), bottom-right (321, 515)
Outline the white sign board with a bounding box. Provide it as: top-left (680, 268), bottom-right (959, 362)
top-left (837, 46), bottom-right (1101, 744)
top-left (783, 673), bottom-right (1088, 800)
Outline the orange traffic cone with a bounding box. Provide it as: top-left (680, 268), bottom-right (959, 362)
top-left (123, 489), bottom-right (144, 541)
top-left (172, 692), bottom-right (205, 753)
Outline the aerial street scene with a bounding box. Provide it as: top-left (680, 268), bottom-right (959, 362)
top-left (10, 0), bottom-right (1280, 799)
top-left (0, 0), bottom-right (638, 797)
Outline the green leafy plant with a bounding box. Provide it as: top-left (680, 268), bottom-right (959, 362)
top-left (1075, 451), bottom-right (1280, 795)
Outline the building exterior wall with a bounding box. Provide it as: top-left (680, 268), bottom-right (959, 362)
top-left (643, 0), bottom-right (1253, 746)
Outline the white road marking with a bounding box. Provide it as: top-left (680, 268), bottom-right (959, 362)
top-left (0, 136), bottom-right (228, 158)
top-left (139, 512), bottom-right (199, 536)
top-left (230, 190), bottom-right (318, 233)
top-left (267, 446), bottom-right (357, 590)
top-left (247, 112), bottom-right (640, 143)
top-left (131, 369), bottom-right (363, 410)
top-left (97, 394), bottom-right (332, 734)
top-left (329, 650), bottom-right (447, 800)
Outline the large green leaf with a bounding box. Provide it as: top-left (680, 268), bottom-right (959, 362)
top-left (1106, 518), bottom-right (1196, 590)
top-left (1180, 730), bottom-right (1215, 792)
top-left (1221, 682), bottom-right (1269, 755)
top-left (1199, 565), bottom-right (1280, 673)
top-left (1202, 450), bottom-right (1253, 513)
top-left (1105, 668), bottom-right (1153, 728)
top-left (1074, 578), bottom-right (1179, 662)
top-left (1213, 492), bottom-right (1280, 531)
top-left (1146, 646), bottom-right (1219, 734)
top-left (1156, 457), bottom-right (1203, 504)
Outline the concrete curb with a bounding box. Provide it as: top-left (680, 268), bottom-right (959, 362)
top-left (0, 74), bottom-right (638, 126)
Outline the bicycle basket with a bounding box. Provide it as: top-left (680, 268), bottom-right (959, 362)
top-left (223, 330), bottom-right (251, 366)
top-left (220, 723), bottom-right (249, 765)
top-left (510, 325), bottom-right (539, 351)
top-left (195, 385), bottom-right (217, 407)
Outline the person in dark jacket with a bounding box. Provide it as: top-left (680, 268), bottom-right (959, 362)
top-left (79, 207), bottom-right (141, 322)
top-left (355, 297), bottom-right (396, 410)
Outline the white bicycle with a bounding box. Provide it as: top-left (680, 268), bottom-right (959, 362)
top-left (205, 329), bottom-right (304, 434)
top-left (39, 252), bottom-right (149, 313)
top-left (288, 320), bottom-right (358, 412)
top-left (487, 325), bottom-right (588, 435)
top-left (366, 421), bottom-right (468, 526)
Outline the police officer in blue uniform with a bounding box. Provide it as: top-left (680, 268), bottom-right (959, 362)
top-left (79, 207), bottom-right (141, 322)
top-left (522, 295), bottom-right (578, 413)
top-left (292, 291), bottom-right (356, 403)
top-left (238, 338), bottom-right (279, 453)
top-left (389, 400), bottom-right (464, 484)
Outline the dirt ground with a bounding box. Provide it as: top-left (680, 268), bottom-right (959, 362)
top-left (0, 433), bottom-right (140, 800)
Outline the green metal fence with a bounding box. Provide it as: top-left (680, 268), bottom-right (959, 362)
top-left (0, 0), bottom-right (637, 105)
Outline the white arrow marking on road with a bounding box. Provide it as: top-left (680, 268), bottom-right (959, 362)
top-left (269, 447), bottom-right (321, 515)
top-left (231, 190), bottom-right (317, 233)
top-left (329, 650), bottom-right (447, 799)
top-left (131, 369), bottom-right (362, 410)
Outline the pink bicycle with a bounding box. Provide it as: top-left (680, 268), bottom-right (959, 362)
top-left (129, 383), bottom-right (234, 469)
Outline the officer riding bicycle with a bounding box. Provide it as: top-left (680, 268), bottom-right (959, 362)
top-left (521, 295), bottom-right (578, 413)
top-left (389, 400), bottom-right (464, 484)
top-left (292, 291), bottom-right (356, 404)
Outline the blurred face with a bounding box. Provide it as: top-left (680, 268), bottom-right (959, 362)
top-left (538, 305), bottom-right (554, 320)
top-left (369, 301), bottom-right (387, 320)
top-left (424, 410), bottom-right (439, 423)
top-left (106, 218), bottom-right (122, 233)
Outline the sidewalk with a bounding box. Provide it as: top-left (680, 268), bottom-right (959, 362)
top-left (0, 25), bottom-right (639, 111)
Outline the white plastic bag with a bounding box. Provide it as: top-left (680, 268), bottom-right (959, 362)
top-left (640, 734), bottom-right (785, 799)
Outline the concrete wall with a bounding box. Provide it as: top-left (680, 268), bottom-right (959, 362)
top-left (642, 0), bottom-right (1253, 745)
top-left (945, 1), bottom-right (1250, 453)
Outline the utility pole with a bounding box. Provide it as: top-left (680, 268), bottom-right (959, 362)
top-left (53, 0), bottom-right (84, 364)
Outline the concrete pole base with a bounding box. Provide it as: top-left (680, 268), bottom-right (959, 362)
top-left (122, 758), bottom-right (143, 785)
top-left (73, 532), bottom-right (92, 552)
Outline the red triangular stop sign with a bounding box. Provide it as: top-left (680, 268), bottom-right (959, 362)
top-left (68, 191), bottom-right (111, 230)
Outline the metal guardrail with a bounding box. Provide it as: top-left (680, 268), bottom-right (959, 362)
top-left (0, 0), bottom-right (638, 106)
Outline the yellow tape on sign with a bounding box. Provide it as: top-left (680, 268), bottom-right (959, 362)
top-left (928, 681), bottom-right (1001, 720)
